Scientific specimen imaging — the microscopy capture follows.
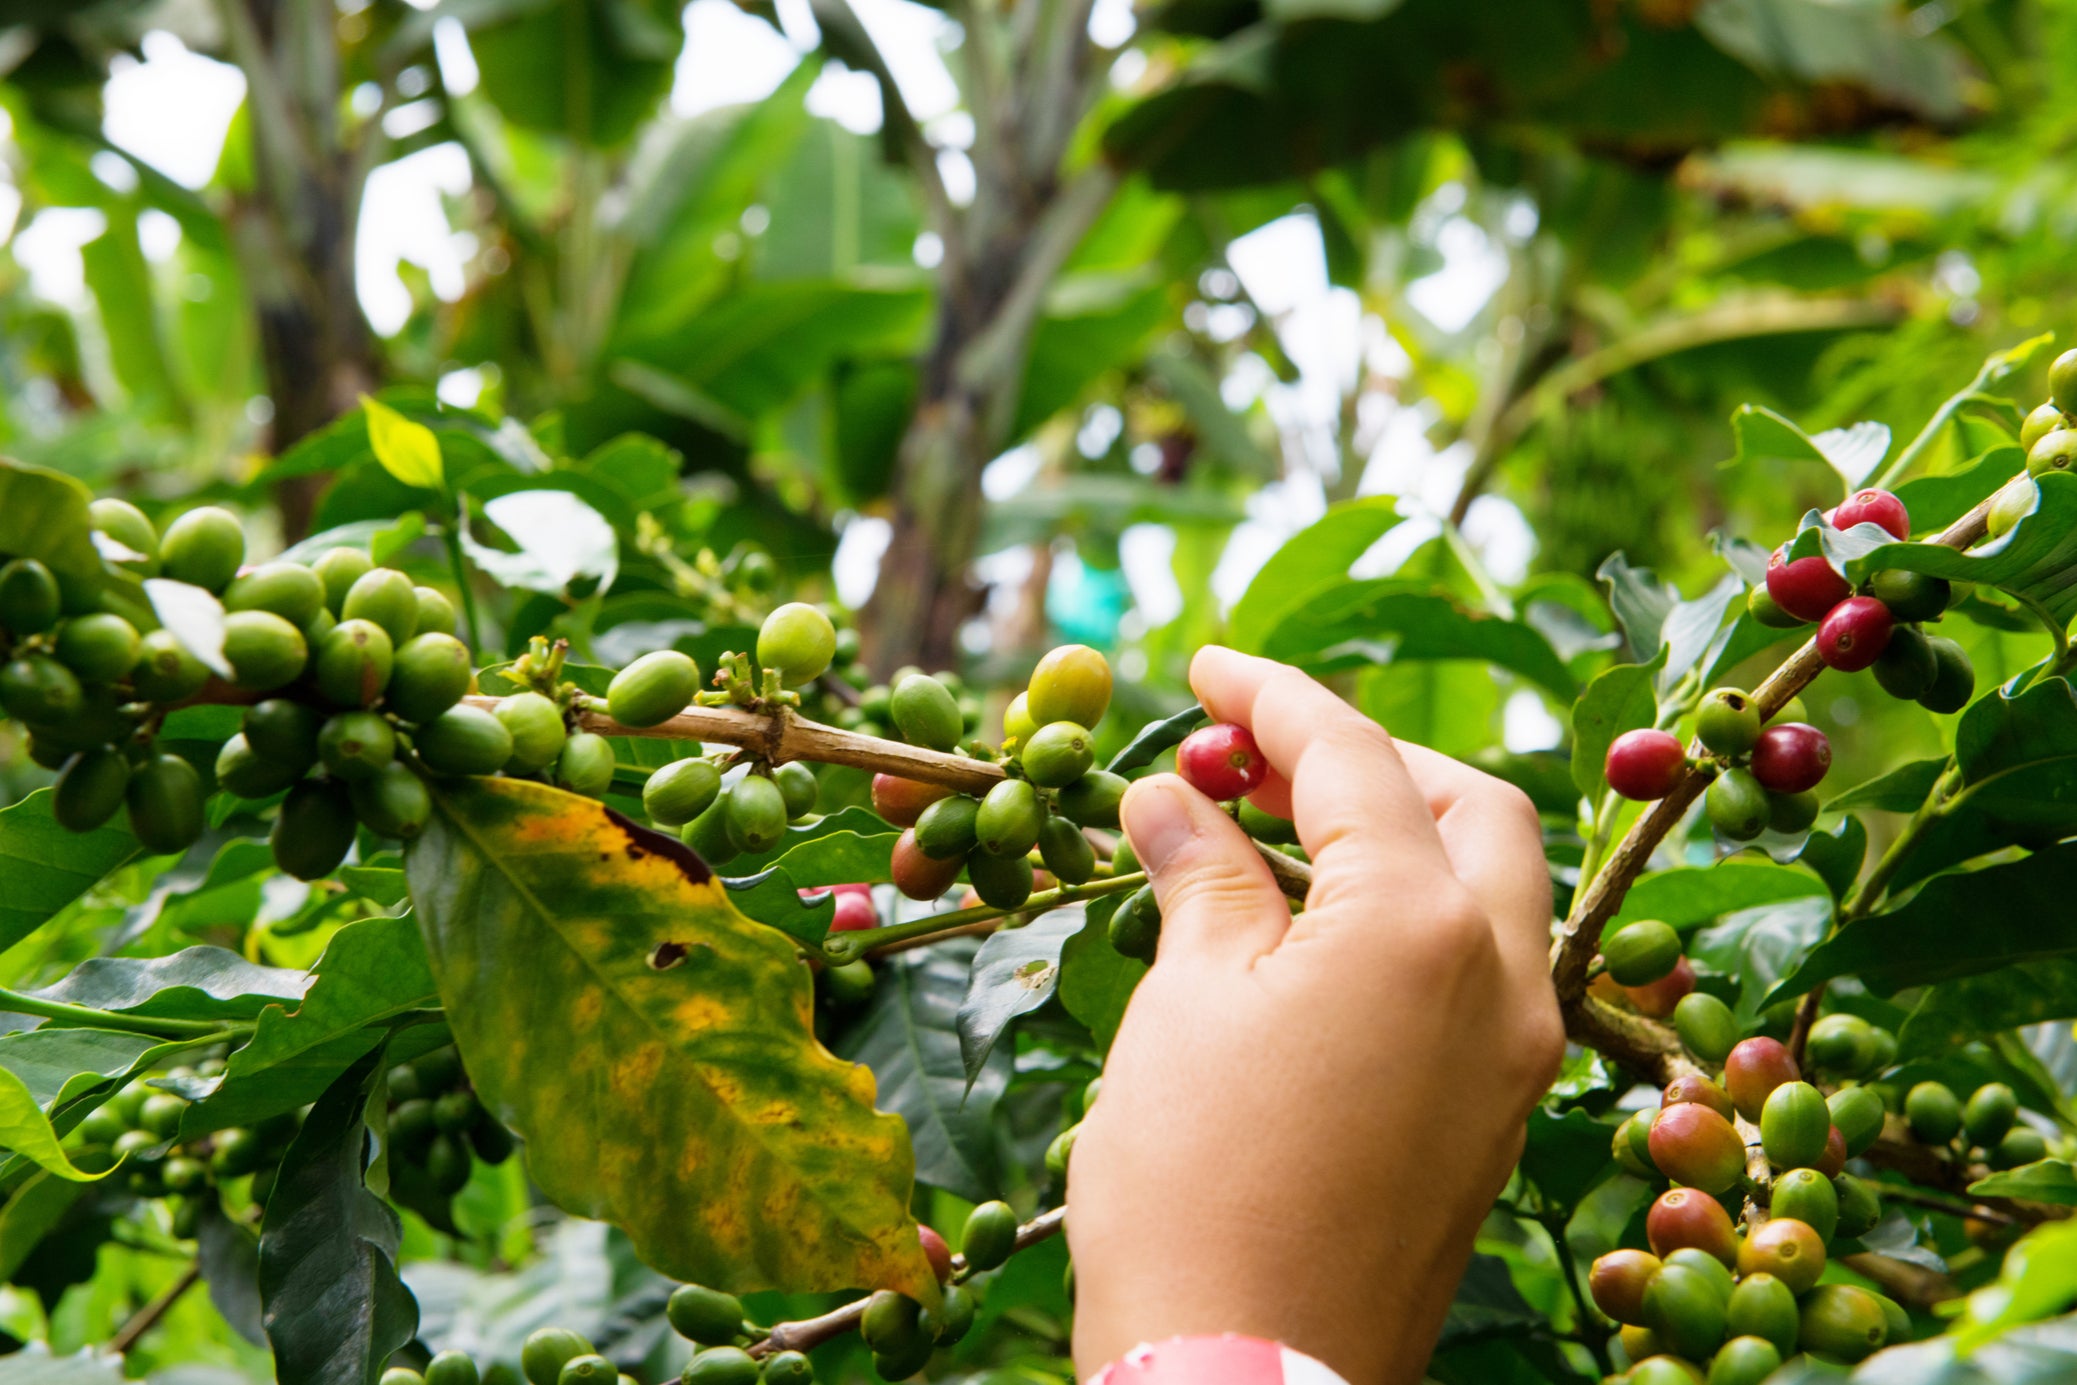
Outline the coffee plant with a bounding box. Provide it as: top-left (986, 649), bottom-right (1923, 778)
top-left (15, 340), bottom-right (2077, 1385)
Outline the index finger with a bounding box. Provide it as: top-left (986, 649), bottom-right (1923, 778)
top-left (1188, 646), bottom-right (1455, 909)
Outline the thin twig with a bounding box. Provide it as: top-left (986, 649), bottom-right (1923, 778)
top-left (110, 1261), bottom-right (200, 1354)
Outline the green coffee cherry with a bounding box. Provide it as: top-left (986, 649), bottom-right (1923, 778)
top-left (351, 762), bottom-right (433, 839)
top-left (1236, 798), bottom-right (1298, 844)
top-left (53, 748), bottom-right (131, 833)
top-left (131, 629), bottom-right (209, 702)
top-left (244, 698), bottom-right (323, 772)
top-left (725, 774), bottom-right (788, 854)
top-left (643, 758), bottom-right (721, 828)
top-left (2023, 399), bottom-right (2066, 450)
top-left (915, 795), bottom-right (981, 860)
top-left (1771, 1167), bottom-right (1839, 1242)
top-left (1872, 623), bottom-right (1938, 701)
top-left (388, 634), bottom-right (472, 723)
top-left (1642, 1262), bottom-right (1727, 1359)
top-left (158, 507), bottom-right (245, 592)
top-left (220, 611), bottom-right (307, 691)
top-left (1905, 1081), bottom-right (1962, 1144)
top-left (319, 711), bottom-right (397, 782)
top-left (1602, 919), bottom-right (1682, 987)
top-left (554, 732), bottom-right (616, 798)
top-left (1868, 568), bottom-right (1951, 623)
top-left (1673, 992), bottom-right (1739, 1064)
top-left (1760, 1081), bottom-right (1831, 1169)
top-left (1664, 1246), bottom-right (1733, 1304)
top-left (1797, 1283), bottom-right (1888, 1362)
top-left (1994, 1125), bottom-right (2048, 1169)
top-left (1, 653), bottom-right (85, 723)
top-left (1706, 1337), bottom-right (1782, 1385)
top-left (1611, 1111), bottom-right (1656, 1179)
top-left (821, 958), bottom-right (875, 1004)
top-left (520, 1327), bottom-right (594, 1385)
top-left (1038, 815), bottom-right (1097, 884)
top-left (891, 673), bottom-right (963, 751)
top-left (961, 1199), bottom-right (1018, 1272)
top-left (1019, 721), bottom-right (1093, 789)
top-left (314, 548), bottom-right (374, 615)
top-left (1805, 1012), bottom-right (1874, 1075)
top-left (139, 1091), bottom-right (188, 1137)
top-left (414, 705), bottom-right (513, 777)
top-left (681, 796), bottom-right (739, 867)
top-left (1002, 692), bottom-right (1037, 744)
top-left (89, 498), bottom-right (159, 574)
top-left (127, 753), bottom-right (205, 855)
top-left (1108, 886), bottom-right (1160, 961)
top-left (379, 1369), bottom-right (426, 1385)
top-left (1028, 644), bottom-right (1112, 727)
top-left (1696, 689), bottom-right (1761, 757)
top-left (1052, 770), bottom-right (1124, 830)
top-left (1827, 1085), bottom-right (1886, 1157)
top-left (210, 1127), bottom-right (262, 1179)
top-left (424, 1352), bottom-right (481, 1385)
top-left (556, 1355), bottom-right (616, 1385)
top-left (774, 761), bottom-right (818, 818)
top-left (1963, 1082), bottom-right (2019, 1148)
top-left (424, 1132), bottom-right (471, 1193)
top-left (756, 603), bottom-right (837, 687)
top-left (759, 1351), bottom-right (812, 1385)
top-left (224, 562), bottom-right (326, 627)
top-left (976, 778), bottom-right (1043, 858)
top-left (665, 1284), bottom-right (745, 1346)
top-left (216, 733), bottom-right (300, 799)
top-left (1748, 585), bottom-right (1804, 628)
top-left (433, 1090), bottom-right (481, 1133)
top-left (308, 619), bottom-right (392, 708)
top-left (861, 1289), bottom-right (926, 1355)
top-left (0, 558), bottom-right (60, 635)
top-left (272, 779), bottom-right (357, 881)
top-left (341, 568), bottom-right (420, 647)
top-left (496, 692), bottom-right (567, 774)
top-left (922, 1284), bottom-right (974, 1344)
top-left (969, 850), bottom-right (1035, 910)
top-left (607, 650), bottom-right (699, 727)
top-left (684, 1347), bottom-right (760, 1385)
top-left (1766, 788), bottom-right (1820, 836)
top-left (1917, 635), bottom-right (1975, 715)
top-left (1835, 1172), bottom-right (1882, 1239)
top-left (414, 586), bottom-right (458, 636)
top-left (1706, 768), bottom-right (1770, 841)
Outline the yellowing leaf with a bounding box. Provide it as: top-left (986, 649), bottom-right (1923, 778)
top-left (405, 777), bottom-right (934, 1297)
top-left (0, 1065), bottom-right (112, 1183)
top-left (360, 395), bottom-right (444, 491)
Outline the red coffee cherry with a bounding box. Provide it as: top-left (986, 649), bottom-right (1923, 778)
top-left (891, 829), bottom-right (962, 900)
top-left (1724, 1036), bottom-right (1802, 1121)
top-left (1646, 1187), bottom-right (1739, 1266)
top-left (1750, 723), bottom-right (1831, 794)
top-left (1177, 723), bottom-right (1268, 801)
top-left (918, 1224), bottom-right (953, 1283)
top-left (829, 891), bottom-right (877, 932)
top-left (1606, 729), bottom-right (1686, 801)
top-left (1662, 1074), bottom-right (1736, 1123)
top-left (872, 773), bottom-right (951, 828)
top-left (1816, 1123), bottom-right (1849, 1179)
top-left (1624, 956), bottom-right (1696, 1019)
top-left (1830, 488), bottom-right (1910, 540)
top-left (1648, 1102), bottom-right (1746, 1193)
top-left (1588, 1249), bottom-right (1663, 1326)
top-left (1737, 1217), bottom-right (1825, 1294)
top-left (1816, 596), bottom-right (1894, 673)
top-left (1766, 548), bottom-right (1852, 622)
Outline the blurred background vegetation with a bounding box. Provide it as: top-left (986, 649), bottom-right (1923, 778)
top-left (0, 0), bottom-right (2065, 820)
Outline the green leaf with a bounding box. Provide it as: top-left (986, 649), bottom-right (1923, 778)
top-left (721, 807), bottom-right (898, 881)
top-left (0, 1348), bottom-right (124, 1384)
top-left (0, 1028), bottom-right (160, 1108)
top-left (1900, 963), bottom-right (2077, 1058)
top-left (406, 777), bottom-right (934, 1296)
top-left (1595, 556), bottom-right (1742, 694)
top-left (0, 1066), bottom-right (112, 1183)
top-left (1058, 893), bottom-right (1144, 1053)
top-left (1893, 446), bottom-right (2019, 533)
top-left (1764, 843), bottom-right (2077, 1007)
top-left (359, 395), bottom-right (445, 491)
top-left (197, 1199), bottom-right (267, 1345)
top-left (30, 945), bottom-right (306, 1022)
top-left (1569, 655), bottom-right (1663, 802)
top-left (258, 1050), bottom-right (418, 1385)
top-left (0, 459), bottom-right (105, 581)
top-left (460, 489), bottom-right (618, 596)
top-left (144, 577), bottom-right (232, 678)
top-left (1518, 1107), bottom-right (1617, 1213)
top-left (1727, 405), bottom-right (1888, 489)
top-left (835, 942), bottom-right (1009, 1205)
top-left (0, 1173), bottom-right (90, 1282)
top-left (1969, 1161), bottom-right (2077, 1206)
top-left (1836, 472), bottom-right (2077, 624)
top-left (185, 915), bottom-right (438, 1139)
top-left (1949, 1220), bottom-right (2077, 1353)
top-left (1826, 757), bottom-right (1951, 813)
top-left (955, 911), bottom-right (1080, 1083)
top-left (1611, 861), bottom-right (1829, 932)
top-left (1262, 582), bottom-right (1579, 700)
top-left (1690, 895), bottom-right (1832, 1023)
top-left (1794, 815), bottom-right (1867, 902)
top-left (0, 788), bottom-right (142, 955)
top-left (1106, 704), bottom-right (1205, 778)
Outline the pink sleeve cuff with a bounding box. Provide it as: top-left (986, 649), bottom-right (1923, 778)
top-left (1087, 1335), bottom-right (1350, 1385)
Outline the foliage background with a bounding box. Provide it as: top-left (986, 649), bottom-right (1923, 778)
top-left (6, 0), bottom-right (2077, 1381)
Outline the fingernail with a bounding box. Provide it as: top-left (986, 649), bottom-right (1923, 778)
top-left (1122, 778), bottom-right (1197, 874)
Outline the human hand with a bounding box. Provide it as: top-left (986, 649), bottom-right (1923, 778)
top-left (1066, 646), bottom-right (1565, 1384)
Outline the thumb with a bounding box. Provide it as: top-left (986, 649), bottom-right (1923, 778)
top-left (1120, 774), bottom-right (1289, 965)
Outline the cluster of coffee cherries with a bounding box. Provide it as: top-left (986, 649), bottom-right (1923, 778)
top-left (1604, 691), bottom-right (1834, 843)
top-left (1982, 347), bottom-right (2077, 542)
top-left (1596, 1033), bottom-right (1901, 1381)
top-left (872, 646), bottom-right (1127, 916)
top-left (630, 604), bottom-right (842, 867)
top-left (1748, 486), bottom-right (1975, 713)
top-left (834, 666), bottom-right (982, 746)
top-left (1901, 1078), bottom-right (2048, 1171)
top-left (69, 1057), bottom-right (297, 1233)
top-left (383, 1044), bottom-right (515, 1226)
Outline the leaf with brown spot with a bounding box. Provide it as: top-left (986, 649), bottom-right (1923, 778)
top-left (404, 777), bottom-right (933, 1297)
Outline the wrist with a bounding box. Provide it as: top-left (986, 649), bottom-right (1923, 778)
top-left (1087, 1334), bottom-right (1351, 1385)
